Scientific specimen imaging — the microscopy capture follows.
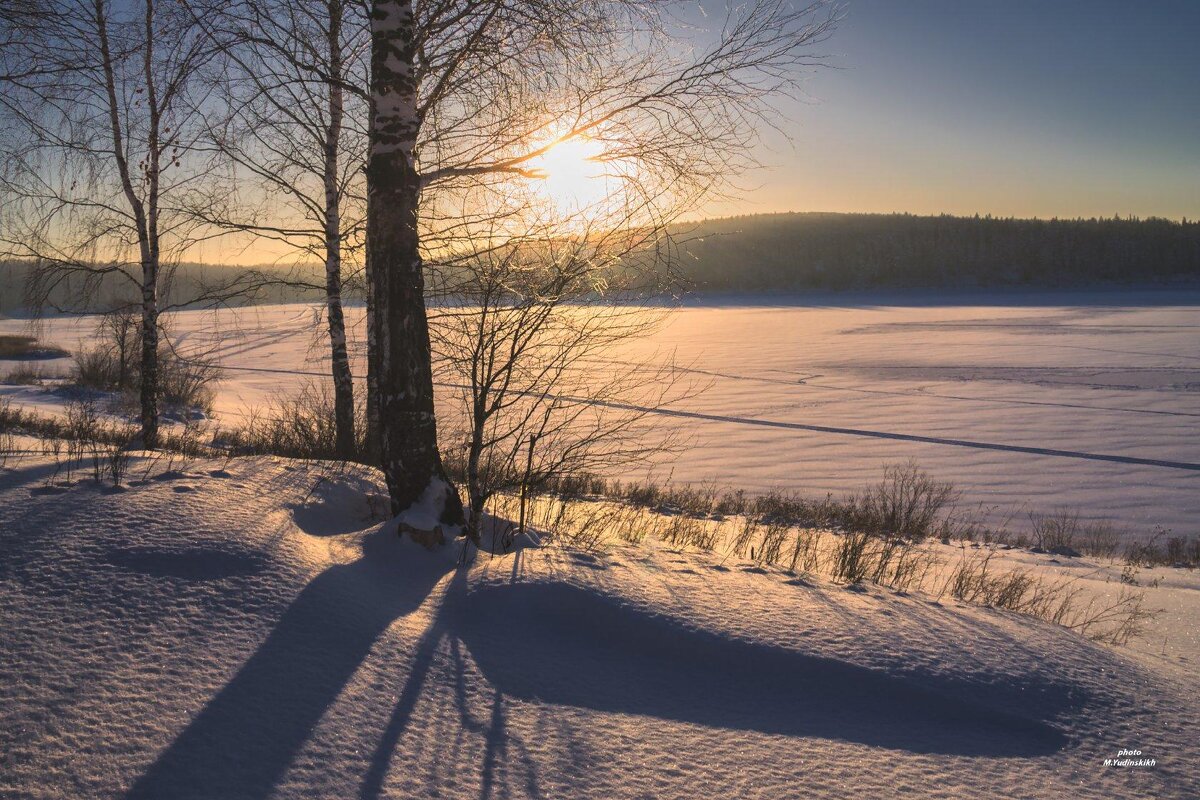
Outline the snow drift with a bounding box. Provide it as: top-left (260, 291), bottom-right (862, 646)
top-left (1, 454), bottom-right (1196, 799)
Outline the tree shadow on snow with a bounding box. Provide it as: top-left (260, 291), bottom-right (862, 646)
top-left (104, 545), bottom-right (265, 581)
top-left (128, 551), bottom-right (1083, 800)
top-left (124, 528), bottom-right (451, 800)
top-left (450, 582), bottom-right (1081, 759)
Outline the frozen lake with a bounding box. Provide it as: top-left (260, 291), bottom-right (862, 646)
top-left (3, 290), bottom-right (1198, 536)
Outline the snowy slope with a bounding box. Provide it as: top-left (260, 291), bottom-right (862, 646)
top-left (1, 453), bottom-right (1196, 799)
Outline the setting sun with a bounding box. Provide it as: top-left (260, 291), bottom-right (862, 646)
top-left (529, 136), bottom-right (612, 215)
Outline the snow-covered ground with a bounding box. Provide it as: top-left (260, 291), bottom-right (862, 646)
top-left (2, 289), bottom-right (1198, 536)
top-left (1, 453), bottom-right (1196, 799)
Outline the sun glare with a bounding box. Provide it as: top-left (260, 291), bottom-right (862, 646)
top-left (529, 136), bottom-right (612, 216)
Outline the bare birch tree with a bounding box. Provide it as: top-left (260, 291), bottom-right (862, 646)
top-left (368, 0), bottom-right (840, 534)
top-left (184, 0), bottom-right (370, 457)
top-left (0, 0), bottom-right (223, 447)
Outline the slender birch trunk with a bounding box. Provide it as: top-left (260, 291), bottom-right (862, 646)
top-left (140, 0), bottom-right (162, 450)
top-left (323, 0), bottom-right (355, 457)
top-left (98, 0), bottom-right (161, 448)
top-left (368, 0), bottom-right (463, 524)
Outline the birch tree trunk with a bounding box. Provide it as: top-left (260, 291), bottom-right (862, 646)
top-left (368, 0), bottom-right (463, 524)
top-left (140, 0), bottom-right (162, 451)
top-left (323, 0), bottom-right (355, 458)
top-left (98, 0), bottom-right (161, 449)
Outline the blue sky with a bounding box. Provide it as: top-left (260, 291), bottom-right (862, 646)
top-left (716, 0), bottom-right (1200, 219)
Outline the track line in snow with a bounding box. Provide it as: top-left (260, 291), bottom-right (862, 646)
top-left (579, 358), bottom-right (1200, 419)
top-left (575, 399), bottom-right (1200, 472)
top-left (186, 363), bottom-right (1200, 472)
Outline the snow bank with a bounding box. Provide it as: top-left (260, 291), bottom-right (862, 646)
top-left (1, 454), bottom-right (1197, 798)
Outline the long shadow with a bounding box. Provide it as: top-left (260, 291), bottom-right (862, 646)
top-left (452, 582), bottom-right (1085, 757)
top-left (359, 569), bottom-right (544, 800)
top-left (357, 568), bottom-right (463, 800)
top-left (125, 530), bottom-right (450, 800)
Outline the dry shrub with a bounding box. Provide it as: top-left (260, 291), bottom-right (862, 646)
top-left (1078, 521), bottom-right (1122, 558)
top-left (1125, 528), bottom-right (1200, 568)
top-left (72, 313), bottom-right (220, 414)
top-left (829, 531), bottom-right (937, 591)
top-left (1029, 509), bottom-right (1081, 551)
top-left (73, 347), bottom-right (122, 389)
top-left (728, 517), bottom-right (760, 560)
top-left (473, 467), bottom-right (1159, 647)
top-left (612, 505), bottom-right (654, 545)
top-left (216, 383), bottom-right (369, 462)
top-left (660, 513), bottom-right (717, 551)
top-left (831, 531), bottom-right (874, 584)
top-left (845, 461), bottom-right (956, 540)
top-left (714, 488), bottom-right (748, 517)
top-left (2, 362), bottom-right (50, 385)
top-left (74, 344), bottom-right (220, 413)
top-left (0, 402), bottom-right (16, 468)
top-left (756, 521), bottom-right (790, 565)
top-left (555, 502), bottom-right (611, 552)
top-left (1070, 592), bottom-right (1155, 646)
top-left (484, 493), bottom-right (614, 553)
top-left (943, 548), bottom-right (1153, 645)
top-left (1166, 536), bottom-right (1200, 566)
top-left (787, 527), bottom-right (822, 574)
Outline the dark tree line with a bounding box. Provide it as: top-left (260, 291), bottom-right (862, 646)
top-left (674, 212), bottom-right (1200, 292)
top-left (7, 212), bottom-right (1195, 318)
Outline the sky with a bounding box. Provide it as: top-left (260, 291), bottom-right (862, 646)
top-left (709, 0), bottom-right (1200, 221)
top-left (184, 0), bottom-right (1200, 265)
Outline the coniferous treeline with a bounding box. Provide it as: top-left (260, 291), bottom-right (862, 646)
top-left (4, 212), bottom-right (1198, 314)
top-left (669, 212), bottom-right (1200, 291)
top-left (0, 262), bottom-right (331, 316)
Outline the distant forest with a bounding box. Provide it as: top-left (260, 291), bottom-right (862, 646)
top-left (3, 213), bottom-right (1198, 314)
top-left (668, 213), bottom-right (1200, 292)
top-left (0, 262), bottom-right (330, 316)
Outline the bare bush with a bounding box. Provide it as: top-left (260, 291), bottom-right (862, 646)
top-left (1, 363), bottom-right (49, 386)
top-left (216, 383), bottom-right (368, 462)
top-left (1125, 528), bottom-right (1200, 569)
top-left (104, 436), bottom-right (137, 487)
top-left (0, 402), bottom-right (15, 468)
top-left (431, 227), bottom-right (691, 544)
top-left (1078, 522), bottom-right (1122, 559)
top-left (756, 521), bottom-right (790, 566)
top-left (73, 348), bottom-right (124, 392)
top-left (73, 314), bottom-right (222, 415)
top-left (942, 547), bottom-right (1153, 644)
top-left (847, 461), bottom-right (957, 540)
top-left (1030, 509), bottom-right (1081, 552)
top-left (728, 517), bottom-right (761, 560)
top-left (788, 527), bottom-right (823, 575)
top-left (613, 505), bottom-right (654, 546)
top-left (831, 532), bottom-right (875, 584)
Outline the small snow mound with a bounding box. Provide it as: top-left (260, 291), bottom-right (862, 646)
top-left (290, 474), bottom-right (388, 537)
top-left (395, 477), bottom-right (454, 532)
